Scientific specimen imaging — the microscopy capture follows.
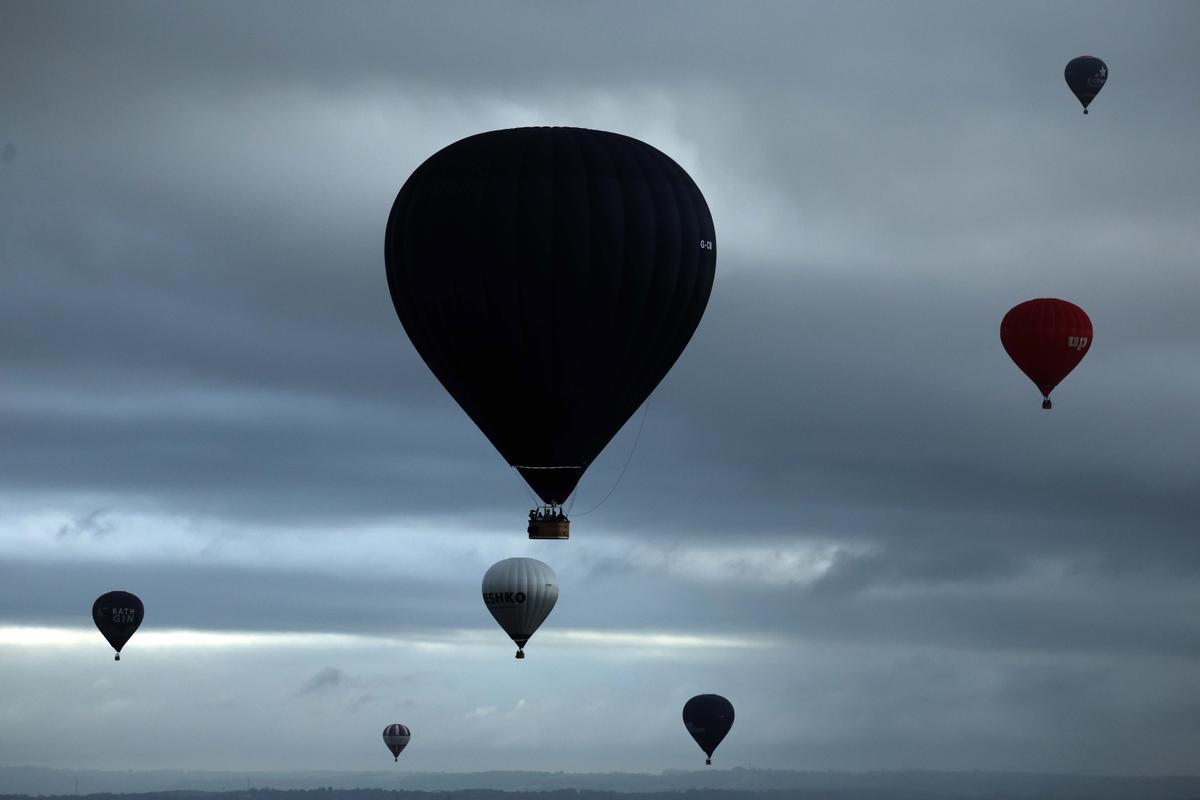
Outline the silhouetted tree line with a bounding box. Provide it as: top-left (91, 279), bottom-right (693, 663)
top-left (5, 786), bottom-right (1200, 800)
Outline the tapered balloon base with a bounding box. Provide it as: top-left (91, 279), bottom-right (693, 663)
top-left (1042, 398), bottom-right (1052, 410)
top-left (515, 649), bottom-right (525, 659)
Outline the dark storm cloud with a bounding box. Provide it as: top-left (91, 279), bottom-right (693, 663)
top-left (0, 0), bottom-right (1195, 605)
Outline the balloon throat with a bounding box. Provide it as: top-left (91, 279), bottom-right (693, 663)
top-left (528, 504), bottom-right (570, 540)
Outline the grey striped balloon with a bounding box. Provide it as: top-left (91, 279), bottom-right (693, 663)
top-left (382, 723), bottom-right (410, 762)
top-left (482, 558), bottom-right (558, 658)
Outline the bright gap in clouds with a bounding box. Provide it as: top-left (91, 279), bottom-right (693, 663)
top-left (0, 625), bottom-right (776, 653)
top-left (0, 502), bottom-right (855, 587)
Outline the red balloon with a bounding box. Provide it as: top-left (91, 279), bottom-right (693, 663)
top-left (1000, 299), bottom-right (1092, 410)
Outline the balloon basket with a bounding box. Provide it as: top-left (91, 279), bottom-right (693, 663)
top-left (528, 515), bottom-right (568, 542)
top-left (515, 649), bottom-right (525, 659)
top-left (114, 653), bottom-right (120, 661)
top-left (706, 758), bottom-right (712, 766)
top-left (1042, 398), bottom-right (1052, 410)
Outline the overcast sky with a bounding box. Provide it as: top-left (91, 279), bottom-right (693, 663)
top-left (2, 0), bottom-right (1200, 778)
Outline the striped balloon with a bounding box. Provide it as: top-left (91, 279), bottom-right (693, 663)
top-left (482, 558), bottom-right (558, 659)
top-left (382, 723), bottom-right (410, 761)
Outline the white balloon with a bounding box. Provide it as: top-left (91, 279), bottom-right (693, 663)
top-left (481, 558), bottom-right (558, 658)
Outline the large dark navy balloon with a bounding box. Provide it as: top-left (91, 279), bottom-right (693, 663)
top-left (683, 694), bottom-right (734, 765)
top-left (385, 127), bottom-right (716, 507)
top-left (1065, 56), bottom-right (1107, 114)
top-left (92, 591), bottom-right (143, 660)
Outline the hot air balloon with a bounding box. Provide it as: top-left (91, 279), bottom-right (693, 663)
top-left (1001, 298), bottom-right (1092, 409)
top-left (384, 127), bottom-right (717, 539)
top-left (482, 558), bottom-right (558, 659)
top-left (1065, 56), bottom-right (1107, 114)
top-left (382, 723), bottom-right (411, 762)
top-left (683, 694), bottom-right (734, 766)
top-left (92, 591), bottom-right (143, 661)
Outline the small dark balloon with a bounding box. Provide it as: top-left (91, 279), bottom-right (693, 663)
top-left (1000, 299), bottom-right (1093, 409)
top-left (683, 694), bottom-right (734, 765)
top-left (1065, 56), bottom-right (1107, 114)
top-left (92, 591), bottom-right (143, 660)
top-left (382, 723), bottom-right (411, 761)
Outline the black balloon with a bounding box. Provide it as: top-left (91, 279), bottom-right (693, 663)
top-left (1065, 55), bottom-right (1107, 114)
top-left (683, 694), bottom-right (734, 765)
top-left (92, 591), bottom-right (143, 660)
top-left (385, 127), bottom-right (716, 505)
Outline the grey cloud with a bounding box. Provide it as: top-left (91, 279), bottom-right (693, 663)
top-left (56, 508), bottom-right (116, 539)
top-left (298, 666), bottom-right (346, 695)
top-left (808, 544), bottom-right (1027, 596)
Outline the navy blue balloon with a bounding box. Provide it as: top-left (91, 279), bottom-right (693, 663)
top-left (92, 591), bottom-right (143, 660)
top-left (1065, 56), bottom-right (1107, 114)
top-left (683, 694), bottom-right (734, 765)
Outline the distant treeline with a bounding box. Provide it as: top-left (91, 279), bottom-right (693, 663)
top-left (5, 786), bottom-right (1200, 800)
top-left (6, 769), bottom-right (1200, 800)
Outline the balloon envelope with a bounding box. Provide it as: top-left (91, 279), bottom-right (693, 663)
top-left (92, 591), bottom-right (143, 660)
top-left (1000, 298), bottom-right (1092, 408)
top-left (1065, 56), bottom-right (1107, 113)
top-left (385, 126), bottom-right (717, 505)
top-left (482, 558), bottom-right (558, 658)
top-left (683, 694), bottom-right (734, 765)
top-left (382, 723), bottom-right (411, 761)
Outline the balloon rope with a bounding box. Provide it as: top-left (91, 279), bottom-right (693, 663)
top-left (571, 399), bottom-right (651, 517)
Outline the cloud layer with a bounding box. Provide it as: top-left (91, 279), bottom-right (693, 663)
top-left (2, 0), bottom-right (1199, 776)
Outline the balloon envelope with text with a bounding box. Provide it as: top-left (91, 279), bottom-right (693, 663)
top-left (482, 558), bottom-right (558, 658)
top-left (1065, 55), bottom-right (1107, 113)
top-left (683, 693), bottom-right (735, 765)
top-left (1001, 298), bottom-right (1092, 409)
